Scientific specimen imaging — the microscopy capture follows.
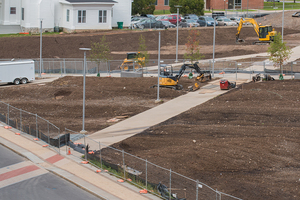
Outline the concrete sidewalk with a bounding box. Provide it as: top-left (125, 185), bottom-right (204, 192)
top-left (0, 124), bottom-right (161, 200)
top-left (80, 79), bottom-right (248, 150)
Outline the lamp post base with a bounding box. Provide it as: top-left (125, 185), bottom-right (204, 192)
top-left (80, 130), bottom-right (87, 134)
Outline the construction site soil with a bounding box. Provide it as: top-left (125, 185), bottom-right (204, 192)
top-left (1, 16), bottom-right (300, 199)
top-left (0, 26), bottom-right (299, 61)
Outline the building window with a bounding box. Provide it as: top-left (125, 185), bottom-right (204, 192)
top-left (78, 10), bottom-right (86, 23)
top-left (155, 0), bottom-right (157, 5)
top-left (22, 8), bottom-right (24, 20)
top-left (164, 0), bottom-right (169, 6)
top-left (67, 9), bottom-right (70, 22)
top-left (99, 10), bottom-right (107, 23)
top-left (10, 7), bottom-right (16, 14)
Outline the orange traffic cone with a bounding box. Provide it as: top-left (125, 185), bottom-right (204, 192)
top-left (96, 169), bottom-right (101, 173)
top-left (67, 148), bottom-right (71, 155)
top-left (33, 138), bottom-right (39, 141)
top-left (15, 132), bottom-right (21, 135)
top-left (139, 189), bottom-right (148, 194)
top-left (117, 179), bottom-right (124, 183)
top-left (42, 144), bottom-right (48, 147)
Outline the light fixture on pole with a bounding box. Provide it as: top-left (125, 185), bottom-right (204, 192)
top-left (174, 5), bottom-right (182, 63)
top-left (79, 48), bottom-right (91, 135)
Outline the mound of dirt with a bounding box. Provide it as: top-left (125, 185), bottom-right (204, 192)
top-left (256, 11), bottom-right (300, 30)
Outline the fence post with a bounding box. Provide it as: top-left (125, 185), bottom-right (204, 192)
top-left (99, 142), bottom-right (102, 169)
top-left (146, 159), bottom-right (148, 190)
top-left (47, 122), bottom-right (50, 145)
top-left (60, 61), bottom-right (62, 77)
top-left (169, 169), bottom-right (172, 200)
top-left (35, 114), bottom-right (38, 138)
top-left (291, 62), bottom-right (293, 77)
top-left (235, 62), bottom-right (237, 80)
top-left (20, 110), bottom-right (22, 131)
top-left (7, 104), bottom-right (9, 125)
top-left (122, 149), bottom-right (126, 180)
top-left (58, 128), bottom-right (60, 155)
top-left (196, 179), bottom-right (199, 200)
top-left (65, 128), bottom-right (68, 154)
top-left (263, 61), bottom-right (265, 73)
top-left (84, 133), bottom-right (87, 160)
top-left (108, 61), bottom-right (111, 76)
top-left (64, 58), bottom-right (66, 75)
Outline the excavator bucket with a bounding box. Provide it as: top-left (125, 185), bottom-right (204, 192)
top-left (188, 82), bottom-right (200, 92)
top-left (236, 37), bottom-right (245, 43)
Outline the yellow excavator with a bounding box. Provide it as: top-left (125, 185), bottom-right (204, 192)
top-left (153, 63), bottom-right (211, 91)
top-left (236, 18), bottom-right (277, 44)
top-left (119, 52), bottom-right (145, 71)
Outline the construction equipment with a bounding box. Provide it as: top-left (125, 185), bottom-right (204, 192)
top-left (119, 52), bottom-right (145, 71)
top-left (220, 79), bottom-right (236, 90)
top-left (252, 73), bottom-right (275, 82)
top-left (236, 18), bottom-right (277, 44)
top-left (152, 63), bottom-right (211, 91)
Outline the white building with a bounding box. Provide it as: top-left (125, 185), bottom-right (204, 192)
top-left (0, 0), bottom-right (132, 33)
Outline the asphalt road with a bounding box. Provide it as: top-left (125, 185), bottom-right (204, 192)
top-left (0, 144), bottom-right (101, 200)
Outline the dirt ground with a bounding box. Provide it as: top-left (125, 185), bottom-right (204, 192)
top-left (0, 76), bottom-right (208, 133)
top-left (0, 12), bottom-right (300, 200)
top-left (0, 26), bottom-right (299, 61)
top-left (109, 80), bottom-right (300, 200)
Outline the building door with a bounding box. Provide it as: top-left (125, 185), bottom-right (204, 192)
top-left (228, 0), bottom-right (234, 9)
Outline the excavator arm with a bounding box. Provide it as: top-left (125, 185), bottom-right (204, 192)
top-left (175, 63), bottom-right (203, 80)
top-left (236, 18), bottom-right (260, 43)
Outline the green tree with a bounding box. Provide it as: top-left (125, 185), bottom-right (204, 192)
top-left (90, 36), bottom-right (111, 76)
top-left (170, 0), bottom-right (204, 16)
top-left (136, 35), bottom-right (149, 68)
top-left (184, 29), bottom-right (204, 64)
top-left (267, 33), bottom-right (292, 80)
top-left (132, 0), bottom-right (156, 15)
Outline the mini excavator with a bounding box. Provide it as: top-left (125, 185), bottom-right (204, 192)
top-left (152, 62), bottom-right (211, 91)
top-left (119, 52), bottom-right (145, 71)
top-left (236, 18), bottom-right (277, 44)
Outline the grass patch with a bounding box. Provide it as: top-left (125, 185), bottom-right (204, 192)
top-left (0, 32), bottom-right (60, 38)
top-left (154, 10), bottom-right (171, 15)
top-left (263, 2), bottom-right (300, 10)
top-left (88, 158), bottom-right (159, 195)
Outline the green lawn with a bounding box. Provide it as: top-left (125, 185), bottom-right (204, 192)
top-left (153, 10), bottom-right (171, 15)
top-left (263, 2), bottom-right (300, 10)
top-left (0, 32), bottom-right (60, 38)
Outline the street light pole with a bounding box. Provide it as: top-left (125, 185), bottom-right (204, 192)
top-left (39, 19), bottom-right (43, 78)
top-left (282, 0), bottom-right (285, 41)
top-left (79, 48), bottom-right (91, 134)
top-left (212, 17), bottom-right (216, 78)
top-left (156, 32), bottom-right (161, 102)
top-left (175, 5), bottom-right (181, 63)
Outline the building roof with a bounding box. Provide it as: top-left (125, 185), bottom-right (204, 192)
top-left (65, 0), bottom-right (117, 3)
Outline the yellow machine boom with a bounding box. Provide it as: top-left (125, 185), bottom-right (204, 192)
top-left (236, 18), bottom-right (277, 44)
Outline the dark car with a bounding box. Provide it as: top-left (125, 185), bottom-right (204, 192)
top-left (136, 19), bottom-right (167, 29)
top-left (198, 16), bottom-right (217, 26)
top-left (161, 21), bottom-right (176, 28)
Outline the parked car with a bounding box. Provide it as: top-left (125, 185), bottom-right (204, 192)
top-left (292, 12), bottom-right (300, 17)
top-left (140, 14), bottom-right (156, 18)
top-left (183, 14), bottom-right (199, 21)
top-left (161, 21), bottom-right (176, 28)
top-left (230, 17), bottom-right (242, 25)
top-left (198, 16), bottom-right (218, 26)
top-left (179, 19), bottom-right (199, 28)
top-left (266, 0), bottom-right (280, 2)
top-left (168, 14), bottom-right (182, 25)
top-left (130, 18), bottom-right (147, 29)
top-left (217, 17), bottom-right (237, 26)
top-left (136, 18), bottom-right (167, 29)
top-left (156, 15), bottom-right (169, 21)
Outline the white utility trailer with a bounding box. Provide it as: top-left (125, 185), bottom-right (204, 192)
top-left (0, 59), bottom-right (35, 85)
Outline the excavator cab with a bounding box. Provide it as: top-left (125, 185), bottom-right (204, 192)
top-left (159, 64), bottom-right (180, 89)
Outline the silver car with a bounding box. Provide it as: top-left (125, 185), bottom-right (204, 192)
top-left (217, 18), bottom-right (237, 26)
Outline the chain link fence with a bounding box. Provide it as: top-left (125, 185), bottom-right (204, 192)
top-left (0, 101), bottom-right (68, 154)
top-left (63, 130), bottom-right (243, 200)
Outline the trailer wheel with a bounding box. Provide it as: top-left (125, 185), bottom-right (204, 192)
top-left (21, 78), bottom-right (28, 84)
top-left (13, 79), bottom-right (20, 85)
